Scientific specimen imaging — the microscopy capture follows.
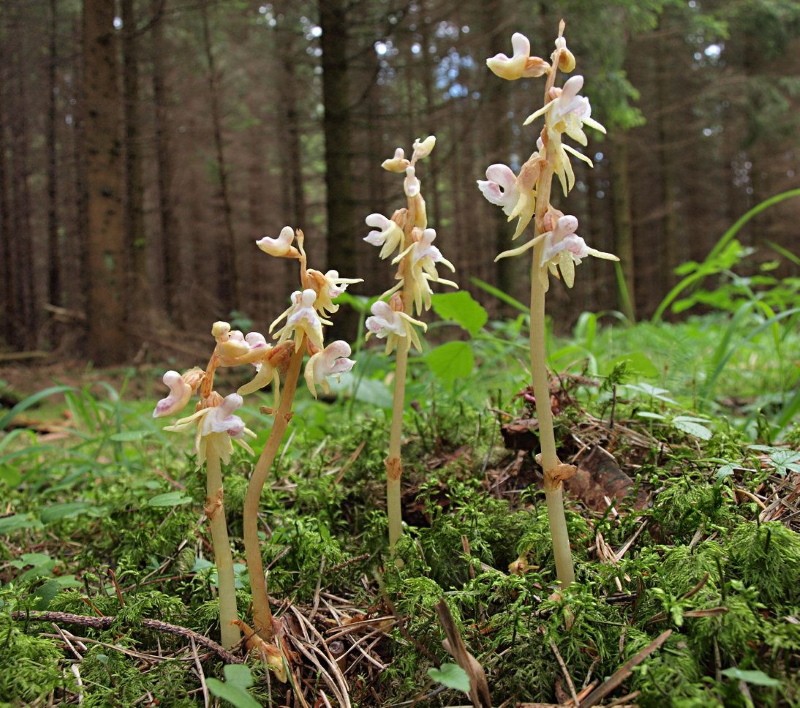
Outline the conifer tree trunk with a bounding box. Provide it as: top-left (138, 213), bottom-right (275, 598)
top-left (121, 0), bottom-right (148, 326)
top-left (319, 0), bottom-right (358, 337)
top-left (82, 0), bottom-right (128, 364)
top-left (201, 0), bottom-right (240, 315)
top-left (47, 0), bottom-right (61, 318)
top-left (150, 0), bottom-right (180, 325)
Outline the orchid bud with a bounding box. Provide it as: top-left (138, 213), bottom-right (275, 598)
top-left (382, 147), bottom-right (410, 173)
top-left (411, 136), bottom-right (436, 162)
top-left (256, 226), bottom-right (301, 258)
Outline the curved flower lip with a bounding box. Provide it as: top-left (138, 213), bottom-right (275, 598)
top-left (270, 288), bottom-right (327, 350)
top-left (304, 340), bottom-right (356, 398)
top-left (477, 164), bottom-right (519, 217)
top-left (153, 370), bottom-right (193, 418)
top-left (256, 226), bottom-right (301, 258)
top-left (487, 32), bottom-right (550, 80)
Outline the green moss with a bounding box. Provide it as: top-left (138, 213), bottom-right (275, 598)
top-left (0, 619), bottom-right (67, 703)
top-left (728, 522), bottom-right (800, 607)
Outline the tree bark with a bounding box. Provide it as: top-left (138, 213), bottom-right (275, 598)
top-left (121, 0), bottom-right (149, 326)
top-left (47, 0), bottom-right (61, 318)
top-left (319, 0), bottom-right (358, 338)
top-left (82, 0), bottom-right (128, 364)
top-left (201, 0), bottom-right (240, 315)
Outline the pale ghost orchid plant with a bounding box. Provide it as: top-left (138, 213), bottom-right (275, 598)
top-left (364, 135), bottom-right (457, 549)
top-left (480, 21), bottom-right (619, 589)
top-left (153, 226), bottom-right (359, 671)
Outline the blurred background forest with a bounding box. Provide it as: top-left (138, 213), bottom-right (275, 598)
top-left (1, 0), bottom-right (799, 366)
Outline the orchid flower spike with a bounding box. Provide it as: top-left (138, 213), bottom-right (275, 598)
top-left (256, 226), bottom-right (301, 259)
top-left (153, 370), bottom-right (194, 417)
top-left (304, 340), bottom-right (355, 398)
top-left (487, 32), bottom-right (550, 81)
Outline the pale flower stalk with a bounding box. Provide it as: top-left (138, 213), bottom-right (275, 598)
top-left (480, 21), bottom-right (619, 589)
top-left (364, 136), bottom-right (457, 549)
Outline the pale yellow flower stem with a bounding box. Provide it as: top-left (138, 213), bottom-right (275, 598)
top-left (204, 446), bottom-right (242, 649)
top-left (386, 335), bottom-right (410, 549)
top-left (530, 44), bottom-right (575, 588)
top-left (243, 337), bottom-right (306, 640)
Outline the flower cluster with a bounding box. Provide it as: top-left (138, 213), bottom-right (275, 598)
top-left (363, 136), bottom-right (456, 354)
top-left (153, 228), bottom-right (360, 461)
top-left (479, 23), bottom-right (617, 286)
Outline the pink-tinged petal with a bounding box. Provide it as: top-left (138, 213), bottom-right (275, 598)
top-left (153, 370), bottom-right (192, 418)
top-left (304, 340), bottom-right (355, 398)
top-left (477, 163), bottom-right (519, 216)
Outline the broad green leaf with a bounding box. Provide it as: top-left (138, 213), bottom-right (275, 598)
top-left (0, 513), bottom-right (42, 534)
top-left (721, 668), bottom-right (781, 687)
top-left (428, 663), bottom-right (471, 694)
top-left (431, 291), bottom-right (488, 336)
top-left (40, 502), bottom-right (95, 524)
top-left (0, 465), bottom-right (21, 486)
top-left (425, 341), bottom-right (474, 384)
top-left (207, 665), bottom-right (261, 708)
top-left (672, 416), bottom-right (713, 440)
top-left (147, 491), bottom-right (193, 508)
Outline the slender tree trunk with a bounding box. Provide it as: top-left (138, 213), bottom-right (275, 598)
top-left (9, 17), bottom-right (36, 350)
top-left (47, 0), bottom-right (61, 320)
top-left (0, 6), bottom-right (13, 346)
top-left (200, 0), bottom-right (240, 315)
top-left (319, 0), bottom-right (358, 337)
top-left (609, 134), bottom-right (636, 320)
top-left (82, 0), bottom-right (128, 364)
top-left (121, 0), bottom-right (148, 327)
top-left (150, 0), bottom-right (180, 324)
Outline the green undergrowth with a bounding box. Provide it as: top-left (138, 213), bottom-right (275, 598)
top-left (1, 313), bottom-right (799, 706)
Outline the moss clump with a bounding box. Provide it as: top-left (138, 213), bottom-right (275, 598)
top-left (728, 521), bottom-right (800, 607)
top-left (0, 619), bottom-right (67, 703)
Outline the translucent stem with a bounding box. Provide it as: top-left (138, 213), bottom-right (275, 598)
top-left (243, 341), bottom-right (305, 640)
top-left (204, 448), bottom-right (241, 649)
top-left (386, 337), bottom-right (410, 548)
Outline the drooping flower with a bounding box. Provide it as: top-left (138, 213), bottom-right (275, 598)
top-left (477, 164), bottom-right (519, 216)
top-left (486, 32), bottom-right (550, 81)
top-left (304, 340), bottom-right (355, 398)
top-left (256, 226), bottom-right (301, 259)
top-left (165, 392), bottom-right (255, 465)
top-left (365, 300), bottom-right (426, 354)
top-left (404, 166), bottom-right (420, 198)
top-left (364, 213), bottom-right (404, 260)
top-left (153, 370), bottom-right (195, 418)
top-left (538, 213), bottom-right (618, 289)
top-left (270, 289), bottom-right (328, 351)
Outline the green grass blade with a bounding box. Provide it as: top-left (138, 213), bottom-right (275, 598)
top-left (0, 385), bottom-right (74, 430)
top-left (470, 276), bottom-right (528, 314)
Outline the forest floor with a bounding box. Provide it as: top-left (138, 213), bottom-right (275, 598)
top-left (1, 313), bottom-right (799, 707)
